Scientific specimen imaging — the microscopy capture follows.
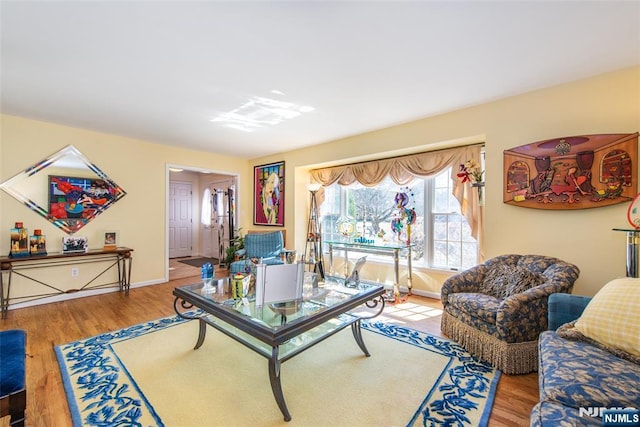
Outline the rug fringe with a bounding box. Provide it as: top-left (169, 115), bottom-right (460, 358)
top-left (441, 311), bottom-right (538, 375)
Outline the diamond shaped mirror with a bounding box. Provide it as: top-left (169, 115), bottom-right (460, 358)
top-left (0, 145), bottom-right (126, 234)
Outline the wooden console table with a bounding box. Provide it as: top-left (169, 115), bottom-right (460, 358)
top-left (0, 247), bottom-right (133, 319)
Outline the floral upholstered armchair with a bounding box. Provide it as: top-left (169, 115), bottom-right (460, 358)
top-left (440, 254), bottom-right (580, 374)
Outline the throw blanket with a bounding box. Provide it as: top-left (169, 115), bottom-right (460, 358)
top-left (556, 321), bottom-right (640, 364)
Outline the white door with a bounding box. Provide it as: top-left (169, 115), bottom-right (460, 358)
top-left (169, 182), bottom-right (193, 258)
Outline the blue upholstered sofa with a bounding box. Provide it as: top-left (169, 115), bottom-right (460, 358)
top-left (229, 231), bottom-right (284, 275)
top-left (531, 293), bottom-right (640, 426)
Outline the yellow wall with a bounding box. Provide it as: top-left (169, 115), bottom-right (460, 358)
top-left (249, 66), bottom-right (640, 297)
top-left (0, 115), bottom-right (249, 295)
top-left (1, 66), bottom-right (638, 304)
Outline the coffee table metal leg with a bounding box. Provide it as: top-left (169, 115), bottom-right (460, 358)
top-left (351, 320), bottom-right (371, 357)
top-left (268, 346), bottom-right (292, 422)
top-left (194, 318), bottom-right (207, 350)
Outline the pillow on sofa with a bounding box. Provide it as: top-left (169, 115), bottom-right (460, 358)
top-left (482, 265), bottom-right (545, 299)
top-left (574, 277), bottom-right (640, 357)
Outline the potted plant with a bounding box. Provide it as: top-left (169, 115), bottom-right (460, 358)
top-left (224, 228), bottom-right (244, 266)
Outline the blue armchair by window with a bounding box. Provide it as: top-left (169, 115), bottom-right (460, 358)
top-left (230, 231), bottom-right (284, 275)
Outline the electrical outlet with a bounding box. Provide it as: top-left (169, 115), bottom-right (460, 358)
top-left (71, 268), bottom-right (79, 277)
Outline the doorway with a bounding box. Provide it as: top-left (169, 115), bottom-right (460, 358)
top-left (167, 166), bottom-right (238, 281)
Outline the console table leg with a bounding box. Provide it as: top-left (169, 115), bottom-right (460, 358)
top-left (0, 270), bottom-right (9, 319)
top-left (125, 256), bottom-right (132, 295)
top-left (118, 255), bottom-right (127, 292)
top-left (350, 320), bottom-right (371, 357)
top-left (268, 346), bottom-right (291, 422)
top-left (117, 253), bottom-right (133, 295)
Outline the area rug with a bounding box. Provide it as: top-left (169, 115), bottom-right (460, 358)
top-left (177, 257), bottom-right (219, 268)
top-left (55, 315), bottom-right (500, 427)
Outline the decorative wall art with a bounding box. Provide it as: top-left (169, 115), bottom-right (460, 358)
top-left (503, 133), bottom-right (638, 210)
top-left (48, 175), bottom-right (125, 233)
top-left (254, 161), bottom-right (285, 226)
top-left (0, 145), bottom-right (127, 234)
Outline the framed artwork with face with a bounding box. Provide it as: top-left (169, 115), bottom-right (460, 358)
top-left (254, 161), bottom-right (285, 226)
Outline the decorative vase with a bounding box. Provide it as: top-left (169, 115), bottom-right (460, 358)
top-left (471, 181), bottom-right (485, 206)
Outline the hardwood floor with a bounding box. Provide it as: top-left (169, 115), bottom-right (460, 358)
top-left (1, 258), bottom-right (538, 426)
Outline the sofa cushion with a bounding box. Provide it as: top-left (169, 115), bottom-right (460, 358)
top-left (0, 329), bottom-right (26, 396)
top-left (574, 277), bottom-right (640, 357)
top-left (481, 264), bottom-right (545, 299)
top-left (447, 292), bottom-right (500, 324)
top-left (530, 401), bottom-right (600, 427)
top-left (443, 305), bottom-right (499, 337)
top-left (538, 331), bottom-right (640, 410)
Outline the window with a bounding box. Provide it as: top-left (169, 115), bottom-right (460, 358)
top-left (319, 167), bottom-right (478, 271)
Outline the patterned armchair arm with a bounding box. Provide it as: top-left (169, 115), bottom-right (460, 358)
top-left (441, 264), bottom-right (488, 306)
top-left (497, 281), bottom-right (572, 342)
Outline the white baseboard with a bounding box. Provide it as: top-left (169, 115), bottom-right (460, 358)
top-left (6, 278), bottom-right (166, 311)
top-left (6, 278), bottom-right (441, 312)
top-left (408, 288), bottom-right (441, 300)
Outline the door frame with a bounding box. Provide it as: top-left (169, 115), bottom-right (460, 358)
top-left (165, 164), bottom-right (240, 281)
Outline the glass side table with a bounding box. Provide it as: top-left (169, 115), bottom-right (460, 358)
top-left (612, 228), bottom-right (640, 278)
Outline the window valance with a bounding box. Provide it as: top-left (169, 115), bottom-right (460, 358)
top-left (309, 145), bottom-right (482, 186)
top-left (310, 144), bottom-right (484, 259)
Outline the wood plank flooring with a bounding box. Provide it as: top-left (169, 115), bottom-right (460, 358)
top-left (1, 258), bottom-right (538, 426)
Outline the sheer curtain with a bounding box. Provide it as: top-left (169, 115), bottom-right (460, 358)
top-left (201, 188), bottom-right (212, 227)
top-left (310, 144), bottom-right (484, 259)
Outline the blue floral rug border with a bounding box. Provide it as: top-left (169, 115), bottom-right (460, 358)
top-left (55, 314), bottom-right (193, 427)
top-left (56, 315), bottom-right (500, 427)
top-left (362, 321), bottom-right (501, 426)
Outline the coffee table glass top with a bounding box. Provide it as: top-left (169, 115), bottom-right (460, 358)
top-left (175, 277), bottom-right (383, 331)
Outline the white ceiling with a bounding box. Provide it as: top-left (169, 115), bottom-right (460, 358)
top-left (1, 1), bottom-right (639, 159)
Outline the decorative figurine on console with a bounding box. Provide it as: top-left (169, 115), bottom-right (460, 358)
top-left (30, 229), bottom-right (47, 256)
top-left (344, 256), bottom-right (367, 288)
top-left (9, 222), bottom-right (29, 258)
top-left (62, 236), bottom-right (89, 254)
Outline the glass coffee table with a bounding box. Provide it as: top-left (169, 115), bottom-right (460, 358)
top-left (173, 277), bottom-right (385, 422)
